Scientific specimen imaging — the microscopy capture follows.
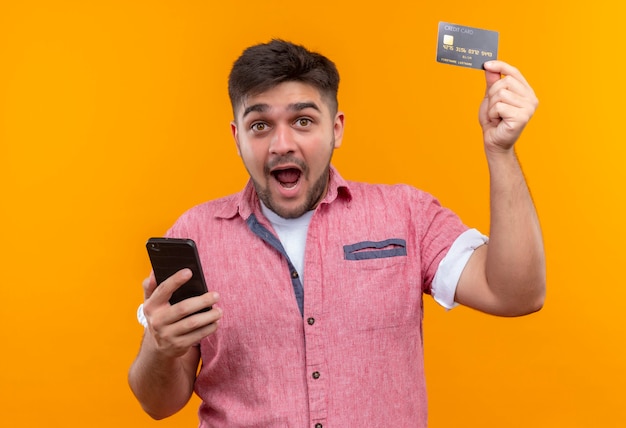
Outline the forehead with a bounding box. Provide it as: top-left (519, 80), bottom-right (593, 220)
top-left (235, 81), bottom-right (330, 119)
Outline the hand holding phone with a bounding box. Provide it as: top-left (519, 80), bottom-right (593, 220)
top-left (146, 237), bottom-right (211, 312)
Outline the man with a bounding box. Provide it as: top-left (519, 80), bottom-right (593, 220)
top-left (129, 39), bottom-right (545, 427)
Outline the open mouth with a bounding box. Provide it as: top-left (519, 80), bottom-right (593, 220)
top-left (271, 167), bottom-right (302, 189)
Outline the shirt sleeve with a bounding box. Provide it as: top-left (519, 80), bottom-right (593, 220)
top-left (431, 228), bottom-right (488, 309)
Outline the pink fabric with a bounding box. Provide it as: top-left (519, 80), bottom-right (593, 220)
top-left (166, 167), bottom-right (467, 427)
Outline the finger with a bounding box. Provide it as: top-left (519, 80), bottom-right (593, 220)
top-left (488, 75), bottom-right (536, 104)
top-left (162, 304), bottom-right (224, 347)
top-left (185, 320), bottom-right (221, 346)
top-left (487, 75), bottom-right (522, 98)
top-left (487, 101), bottom-right (514, 123)
top-left (487, 102), bottom-right (532, 132)
top-left (488, 87), bottom-right (532, 112)
top-left (488, 80), bottom-right (537, 118)
top-left (150, 268), bottom-right (193, 305)
top-left (484, 60), bottom-right (531, 89)
top-left (171, 304), bottom-right (224, 337)
top-left (161, 315), bottom-right (222, 353)
top-left (148, 309), bottom-right (221, 357)
top-left (142, 271), bottom-right (158, 300)
top-left (486, 79), bottom-right (538, 125)
top-left (168, 291), bottom-right (221, 321)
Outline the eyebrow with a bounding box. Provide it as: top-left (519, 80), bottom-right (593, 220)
top-left (242, 104), bottom-right (269, 118)
top-left (242, 101), bottom-right (321, 118)
top-left (289, 102), bottom-right (321, 113)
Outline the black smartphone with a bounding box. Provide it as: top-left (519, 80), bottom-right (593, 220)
top-left (146, 237), bottom-right (210, 311)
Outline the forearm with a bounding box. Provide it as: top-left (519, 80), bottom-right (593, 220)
top-left (484, 148), bottom-right (546, 314)
top-left (128, 330), bottom-right (200, 419)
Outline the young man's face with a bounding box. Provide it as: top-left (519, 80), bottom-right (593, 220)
top-left (231, 81), bottom-right (344, 219)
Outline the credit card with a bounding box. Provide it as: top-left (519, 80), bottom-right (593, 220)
top-left (436, 21), bottom-right (498, 70)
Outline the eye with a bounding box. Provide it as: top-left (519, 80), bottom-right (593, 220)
top-left (251, 122), bottom-right (268, 132)
top-left (295, 118), bottom-right (312, 127)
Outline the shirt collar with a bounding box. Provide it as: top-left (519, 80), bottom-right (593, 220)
top-left (215, 165), bottom-right (352, 221)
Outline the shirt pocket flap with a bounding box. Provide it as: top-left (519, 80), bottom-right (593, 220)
top-left (343, 238), bottom-right (407, 260)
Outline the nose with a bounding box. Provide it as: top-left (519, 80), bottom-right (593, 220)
top-left (269, 124), bottom-right (296, 155)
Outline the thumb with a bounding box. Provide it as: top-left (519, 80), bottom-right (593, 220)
top-left (483, 61), bottom-right (501, 92)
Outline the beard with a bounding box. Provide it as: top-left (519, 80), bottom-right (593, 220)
top-left (251, 138), bottom-right (335, 219)
top-left (252, 161), bottom-right (331, 220)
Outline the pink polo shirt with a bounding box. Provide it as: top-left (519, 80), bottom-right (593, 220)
top-left (166, 167), bottom-right (470, 427)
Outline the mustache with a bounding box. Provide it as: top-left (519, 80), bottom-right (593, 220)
top-left (264, 155), bottom-right (308, 176)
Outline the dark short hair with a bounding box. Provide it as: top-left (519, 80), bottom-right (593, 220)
top-left (228, 39), bottom-right (340, 116)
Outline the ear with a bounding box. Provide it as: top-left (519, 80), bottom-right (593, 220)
top-left (230, 121), bottom-right (242, 156)
top-left (333, 112), bottom-right (345, 149)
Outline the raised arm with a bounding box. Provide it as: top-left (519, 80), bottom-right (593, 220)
top-left (454, 60), bottom-right (546, 316)
top-left (128, 269), bottom-right (222, 419)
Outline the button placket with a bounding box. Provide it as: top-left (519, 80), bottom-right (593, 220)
top-left (303, 222), bottom-right (327, 425)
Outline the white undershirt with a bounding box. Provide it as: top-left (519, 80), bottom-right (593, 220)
top-left (260, 202), bottom-right (314, 284)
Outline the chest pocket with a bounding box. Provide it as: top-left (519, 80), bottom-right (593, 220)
top-left (338, 238), bottom-right (419, 331)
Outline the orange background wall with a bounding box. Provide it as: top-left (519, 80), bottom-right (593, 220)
top-left (1, 1), bottom-right (624, 427)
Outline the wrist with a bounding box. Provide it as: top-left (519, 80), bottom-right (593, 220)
top-left (484, 145), bottom-right (518, 165)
